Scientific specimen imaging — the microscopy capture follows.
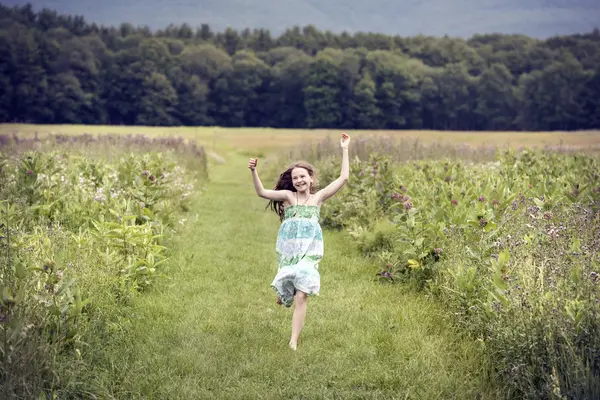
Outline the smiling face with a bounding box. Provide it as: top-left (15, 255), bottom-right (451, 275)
top-left (291, 167), bottom-right (313, 193)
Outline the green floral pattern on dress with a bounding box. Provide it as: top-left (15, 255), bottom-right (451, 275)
top-left (271, 205), bottom-right (323, 307)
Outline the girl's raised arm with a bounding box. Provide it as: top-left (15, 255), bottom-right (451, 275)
top-left (315, 133), bottom-right (350, 204)
top-left (249, 158), bottom-right (292, 202)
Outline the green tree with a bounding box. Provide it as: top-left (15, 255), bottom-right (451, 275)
top-left (411, 36), bottom-right (485, 75)
top-left (516, 56), bottom-right (589, 130)
top-left (1, 23), bottom-right (50, 122)
top-left (475, 63), bottom-right (516, 130)
top-left (168, 65), bottom-right (212, 126)
top-left (47, 72), bottom-right (90, 123)
top-left (103, 54), bottom-right (154, 125)
top-left (303, 50), bottom-right (343, 128)
top-left (578, 68), bottom-right (600, 129)
top-left (268, 51), bottom-right (312, 127)
top-left (435, 63), bottom-right (478, 130)
top-left (136, 71), bottom-right (178, 126)
top-left (350, 72), bottom-right (381, 128)
top-left (365, 51), bottom-right (424, 128)
top-left (210, 50), bottom-right (271, 126)
top-left (180, 44), bottom-right (231, 82)
top-left (216, 28), bottom-right (242, 55)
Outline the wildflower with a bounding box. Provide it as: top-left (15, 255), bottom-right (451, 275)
top-left (404, 200), bottom-right (413, 210)
top-left (444, 176), bottom-right (452, 183)
top-left (141, 170), bottom-right (150, 176)
top-left (386, 263), bottom-right (393, 269)
top-left (149, 175), bottom-right (156, 182)
top-left (26, 169), bottom-right (33, 175)
top-left (543, 211), bottom-right (554, 220)
top-left (479, 218), bottom-right (488, 227)
top-left (478, 195), bottom-right (485, 202)
top-left (591, 271), bottom-right (598, 282)
top-left (547, 227), bottom-right (560, 239)
top-left (527, 206), bottom-right (540, 215)
top-left (451, 199), bottom-right (458, 206)
top-left (393, 193), bottom-right (410, 203)
top-left (94, 187), bottom-right (106, 203)
top-left (399, 185), bottom-right (407, 192)
top-left (491, 199), bottom-right (499, 206)
top-left (434, 248), bottom-right (442, 255)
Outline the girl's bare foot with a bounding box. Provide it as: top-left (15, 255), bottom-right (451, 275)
top-left (289, 342), bottom-right (297, 351)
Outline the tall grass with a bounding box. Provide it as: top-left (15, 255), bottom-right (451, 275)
top-left (0, 133), bottom-right (207, 399)
top-left (282, 134), bottom-right (597, 167)
top-left (279, 135), bottom-right (600, 399)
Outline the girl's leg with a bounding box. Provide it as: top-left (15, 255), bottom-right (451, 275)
top-left (289, 291), bottom-right (308, 350)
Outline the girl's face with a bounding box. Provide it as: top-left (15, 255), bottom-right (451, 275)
top-left (291, 167), bottom-right (313, 193)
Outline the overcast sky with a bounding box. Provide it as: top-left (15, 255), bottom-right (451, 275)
top-left (3, 0), bottom-right (599, 38)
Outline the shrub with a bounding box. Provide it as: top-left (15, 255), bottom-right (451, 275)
top-left (0, 134), bottom-right (207, 398)
top-left (283, 135), bottom-right (600, 399)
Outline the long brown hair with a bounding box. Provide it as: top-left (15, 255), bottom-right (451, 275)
top-left (267, 161), bottom-right (318, 222)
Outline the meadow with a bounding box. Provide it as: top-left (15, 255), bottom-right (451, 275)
top-left (2, 124), bottom-right (600, 154)
top-left (1, 125), bottom-right (599, 399)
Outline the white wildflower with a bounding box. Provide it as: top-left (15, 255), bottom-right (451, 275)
top-left (94, 187), bottom-right (106, 203)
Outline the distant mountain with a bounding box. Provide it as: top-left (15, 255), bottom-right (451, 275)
top-left (2, 0), bottom-right (599, 38)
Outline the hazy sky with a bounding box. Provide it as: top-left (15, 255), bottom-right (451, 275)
top-left (3, 0), bottom-right (599, 38)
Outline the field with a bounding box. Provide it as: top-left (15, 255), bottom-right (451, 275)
top-left (2, 124), bottom-right (600, 154)
top-left (1, 124), bottom-right (599, 399)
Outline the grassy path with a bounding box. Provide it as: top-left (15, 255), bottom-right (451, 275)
top-left (102, 153), bottom-right (495, 399)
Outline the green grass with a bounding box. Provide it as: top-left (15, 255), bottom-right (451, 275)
top-left (92, 151), bottom-right (497, 399)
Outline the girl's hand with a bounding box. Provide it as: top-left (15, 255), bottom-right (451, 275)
top-left (340, 133), bottom-right (350, 149)
top-left (248, 158), bottom-right (259, 170)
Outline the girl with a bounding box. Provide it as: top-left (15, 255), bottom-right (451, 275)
top-left (248, 133), bottom-right (350, 351)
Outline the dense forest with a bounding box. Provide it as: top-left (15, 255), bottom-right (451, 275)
top-left (1, 3), bottom-right (599, 131)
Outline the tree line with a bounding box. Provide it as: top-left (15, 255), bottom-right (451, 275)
top-left (1, 3), bottom-right (599, 130)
